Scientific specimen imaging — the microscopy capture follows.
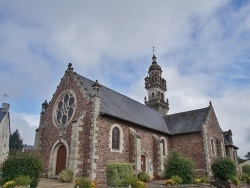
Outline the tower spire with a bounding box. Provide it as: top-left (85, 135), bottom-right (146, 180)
top-left (144, 50), bottom-right (169, 114)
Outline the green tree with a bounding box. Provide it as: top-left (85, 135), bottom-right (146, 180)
top-left (245, 152), bottom-right (250, 160)
top-left (9, 129), bottom-right (23, 154)
top-left (238, 156), bottom-right (245, 164)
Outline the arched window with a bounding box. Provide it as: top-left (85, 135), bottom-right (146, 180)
top-left (112, 127), bottom-right (120, 150)
top-left (161, 93), bottom-right (164, 100)
top-left (152, 92), bottom-right (155, 99)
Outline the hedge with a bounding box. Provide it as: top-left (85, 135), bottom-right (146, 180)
top-left (242, 164), bottom-right (250, 176)
top-left (1, 152), bottom-right (43, 188)
top-left (106, 163), bottom-right (133, 187)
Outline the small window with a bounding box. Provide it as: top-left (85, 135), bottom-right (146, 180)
top-left (152, 92), bottom-right (155, 99)
top-left (211, 138), bottom-right (215, 156)
top-left (162, 139), bottom-right (166, 156)
top-left (233, 150), bottom-right (237, 162)
top-left (112, 127), bottom-right (120, 150)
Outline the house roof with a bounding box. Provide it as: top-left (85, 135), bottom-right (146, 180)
top-left (163, 107), bottom-right (209, 135)
top-left (76, 74), bottom-right (170, 134)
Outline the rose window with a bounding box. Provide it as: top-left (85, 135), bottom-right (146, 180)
top-left (55, 92), bottom-right (75, 126)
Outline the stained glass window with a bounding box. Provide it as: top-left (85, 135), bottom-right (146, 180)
top-left (55, 92), bottom-right (75, 126)
top-left (112, 127), bottom-right (120, 150)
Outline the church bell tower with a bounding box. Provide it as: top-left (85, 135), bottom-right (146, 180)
top-left (144, 50), bottom-right (169, 114)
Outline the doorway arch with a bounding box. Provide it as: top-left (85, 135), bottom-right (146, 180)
top-left (48, 139), bottom-right (69, 177)
top-left (141, 155), bottom-right (146, 172)
top-left (56, 145), bottom-right (66, 175)
top-left (141, 151), bottom-right (149, 174)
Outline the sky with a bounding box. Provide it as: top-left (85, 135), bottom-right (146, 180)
top-left (0, 0), bottom-right (249, 158)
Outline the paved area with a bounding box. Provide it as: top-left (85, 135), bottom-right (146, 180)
top-left (37, 178), bottom-right (166, 188)
top-left (37, 178), bottom-right (74, 188)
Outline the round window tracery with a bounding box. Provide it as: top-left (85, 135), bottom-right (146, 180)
top-left (55, 92), bottom-right (75, 126)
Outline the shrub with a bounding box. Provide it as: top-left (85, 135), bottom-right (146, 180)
top-left (240, 173), bottom-right (250, 184)
top-left (228, 176), bottom-right (240, 185)
top-left (163, 150), bottom-right (195, 184)
top-left (58, 169), bottom-right (74, 182)
top-left (126, 176), bottom-right (145, 188)
top-left (2, 180), bottom-right (16, 188)
top-left (137, 171), bottom-right (149, 182)
top-left (106, 163), bottom-right (133, 187)
top-left (14, 175), bottom-right (32, 186)
top-left (164, 179), bottom-right (175, 186)
top-left (240, 173), bottom-right (249, 181)
top-left (211, 157), bottom-right (237, 181)
top-left (74, 178), bottom-right (96, 188)
top-left (200, 176), bottom-right (210, 183)
top-left (171, 175), bottom-right (183, 184)
top-left (2, 152), bottom-right (43, 188)
top-left (242, 164), bottom-right (250, 176)
top-left (194, 179), bottom-right (201, 184)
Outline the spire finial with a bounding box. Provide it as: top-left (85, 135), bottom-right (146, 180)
top-left (2, 94), bottom-right (9, 103)
top-left (152, 47), bottom-right (157, 63)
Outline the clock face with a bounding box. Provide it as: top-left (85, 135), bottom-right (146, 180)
top-left (54, 91), bottom-right (76, 126)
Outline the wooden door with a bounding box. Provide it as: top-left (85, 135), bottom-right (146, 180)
top-left (141, 155), bottom-right (146, 172)
top-left (56, 145), bottom-right (66, 175)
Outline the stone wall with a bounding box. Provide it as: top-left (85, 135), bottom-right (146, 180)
top-left (95, 115), bottom-right (169, 185)
top-left (169, 132), bottom-right (206, 176)
top-left (39, 68), bottom-right (93, 177)
top-left (205, 106), bottom-right (226, 175)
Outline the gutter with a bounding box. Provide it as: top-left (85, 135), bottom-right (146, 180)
top-left (99, 112), bottom-right (171, 135)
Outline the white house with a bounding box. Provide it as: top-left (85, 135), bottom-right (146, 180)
top-left (0, 103), bottom-right (10, 164)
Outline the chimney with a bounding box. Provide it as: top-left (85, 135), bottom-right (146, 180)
top-left (2, 103), bottom-right (10, 112)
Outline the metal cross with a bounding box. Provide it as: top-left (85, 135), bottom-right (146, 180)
top-left (2, 94), bottom-right (9, 103)
top-left (152, 46), bottom-right (155, 55)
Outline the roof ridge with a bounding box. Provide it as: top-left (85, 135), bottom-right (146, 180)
top-left (166, 106), bottom-right (209, 117)
top-left (75, 73), bottom-right (164, 116)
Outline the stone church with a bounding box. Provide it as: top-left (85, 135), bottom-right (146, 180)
top-left (35, 55), bottom-right (239, 184)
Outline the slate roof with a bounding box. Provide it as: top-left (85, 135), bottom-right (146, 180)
top-left (23, 144), bottom-right (35, 150)
top-left (0, 108), bottom-right (7, 122)
top-left (76, 74), bottom-right (169, 134)
top-left (76, 74), bottom-right (213, 135)
top-left (163, 107), bottom-right (209, 135)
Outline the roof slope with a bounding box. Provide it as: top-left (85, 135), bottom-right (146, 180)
top-left (163, 107), bottom-right (209, 135)
top-left (76, 74), bottom-right (169, 134)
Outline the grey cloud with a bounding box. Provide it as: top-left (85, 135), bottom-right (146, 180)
top-left (0, 0), bottom-right (250, 158)
top-left (11, 113), bottom-right (38, 145)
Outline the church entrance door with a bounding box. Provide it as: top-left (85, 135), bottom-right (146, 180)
top-left (56, 145), bottom-right (66, 175)
top-left (141, 155), bottom-right (146, 171)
